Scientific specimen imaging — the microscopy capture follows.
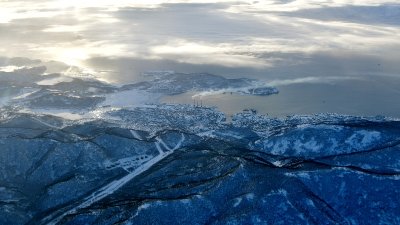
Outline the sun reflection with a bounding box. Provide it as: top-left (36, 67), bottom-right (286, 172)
top-left (57, 48), bottom-right (89, 67)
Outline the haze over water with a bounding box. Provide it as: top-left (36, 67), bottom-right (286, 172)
top-left (1, 0), bottom-right (400, 117)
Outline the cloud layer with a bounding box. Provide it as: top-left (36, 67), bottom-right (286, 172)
top-left (0, 0), bottom-right (399, 82)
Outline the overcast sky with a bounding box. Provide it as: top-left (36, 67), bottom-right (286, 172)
top-left (0, 0), bottom-right (399, 82)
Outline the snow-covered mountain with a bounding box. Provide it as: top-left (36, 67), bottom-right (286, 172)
top-left (1, 107), bottom-right (399, 225)
top-left (0, 66), bottom-right (399, 224)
